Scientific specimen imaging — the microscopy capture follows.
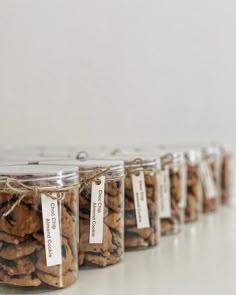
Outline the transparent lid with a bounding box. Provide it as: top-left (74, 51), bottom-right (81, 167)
top-left (35, 159), bottom-right (124, 178)
top-left (157, 149), bottom-right (185, 165)
top-left (107, 154), bottom-right (160, 169)
top-left (157, 146), bottom-right (203, 165)
top-left (0, 164), bottom-right (79, 187)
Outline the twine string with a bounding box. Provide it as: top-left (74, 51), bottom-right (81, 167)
top-left (0, 178), bottom-right (77, 218)
top-left (79, 167), bottom-right (111, 193)
top-left (161, 153), bottom-right (174, 167)
top-left (126, 158), bottom-right (144, 176)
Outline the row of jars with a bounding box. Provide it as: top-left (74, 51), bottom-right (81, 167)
top-left (0, 144), bottom-right (232, 292)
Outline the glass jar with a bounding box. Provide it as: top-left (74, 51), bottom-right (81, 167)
top-left (200, 147), bottom-right (219, 213)
top-left (0, 164), bottom-right (79, 292)
top-left (77, 160), bottom-right (124, 268)
top-left (120, 155), bottom-right (160, 250)
top-left (220, 145), bottom-right (233, 205)
top-left (184, 149), bottom-right (202, 222)
top-left (160, 152), bottom-right (186, 235)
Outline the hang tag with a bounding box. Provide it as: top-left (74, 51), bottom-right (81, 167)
top-left (178, 164), bottom-right (187, 209)
top-left (131, 171), bottom-right (150, 229)
top-left (158, 166), bottom-right (171, 218)
top-left (200, 161), bottom-right (217, 199)
top-left (41, 194), bottom-right (62, 267)
top-left (89, 176), bottom-right (105, 244)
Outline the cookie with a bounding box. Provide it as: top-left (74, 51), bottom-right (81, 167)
top-left (0, 203), bottom-right (42, 237)
top-left (0, 240), bottom-right (41, 260)
top-left (36, 270), bottom-right (74, 288)
top-left (0, 257), bottom-right (35, 276)
top-left (0, 270), bottom-right (41, 287)
top-left (0, 231), bottom-right (25, 244)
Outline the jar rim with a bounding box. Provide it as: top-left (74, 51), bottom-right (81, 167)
top-left (35, 159), bottom-right (125, 176)
top-left (109, 154), bottom-right (160, 168)
top-left (0, 164), bottom-right (79, 184)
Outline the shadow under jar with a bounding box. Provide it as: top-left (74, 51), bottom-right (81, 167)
top-left (122, 156), bottom-right (160, 250)
top-left (201, 147), bottom-right (219, 213)
top-left (0, 164), bottom-right (79, 292)
top-left (184, 150), bottom-right (202, 223)
top-left (160, 152), bottom-right (186, 236)
top-left (78, 160), bottom-right (124, 268)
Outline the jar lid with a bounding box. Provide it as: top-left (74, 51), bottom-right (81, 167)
top-left (35, 159), bottom-right (124, 178)
top-left (108, 154), bottom-right (160, 168)
top-left (158, 150), bottom-right (185, 165)
top-left (0, 164), bottom-right (79, 185)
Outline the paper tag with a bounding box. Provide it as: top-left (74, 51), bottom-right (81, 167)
top-left (200, 161), bottom-right (217, 199)
top-left (41, 194), bottom-right (62, 267)
top-left (89, 176), bottom-right (105, 244)
top-left (159, 166), bottom-right (171, 218)
top-left (178, 164), bottom-right (187, 208)
top-left (131, 171), bottom-right (150, 229)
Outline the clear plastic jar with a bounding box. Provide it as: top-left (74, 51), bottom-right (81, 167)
top-left (220, 146), bottom-right (233, 205)
top-left (0, 165), bottom-right (79, 292)
top-left (77, 160), bottom-right (124, 268)
top-left (121, 155), bottom-right (160, 250)
top-left (34, 158), bottom-right (125, 268)
top-left (160, 152), bottom-right (186, 235)
top-left (184, 150), bottom-right (202, 222)
top-left (200, 147), bottom-right (219, 213)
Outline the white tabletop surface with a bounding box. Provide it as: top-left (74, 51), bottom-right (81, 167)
top-left (38, 204), bottom-right (236, 295)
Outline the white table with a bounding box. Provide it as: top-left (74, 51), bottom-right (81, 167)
top-left (38, 205), bottom-right (236, 295)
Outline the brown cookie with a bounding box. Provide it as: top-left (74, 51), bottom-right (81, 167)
top-left (0, 231), bottom-right (25, 244)
top-left (79, 221), bottom-right (114, 253)
top-left (127, 227), bottom-right (152, 239)
top-left (0, 240), bottom-right (41, 260)
top-left (32, 232), bottom-right (44, 242)
top-left (145, 175), bottom-right (156, 186)
top-left (63, 190), bottom-right (77, 214)
top-left (125, 212), bottom-right (136, 226)
top-left (125, 236), bottom-right (148, 248)
top-left (0, 193), bottom-right (13, 206)
top-left (161, 221), bottom-right (172, 235)
top-left (78, 252), bottom-right (85, 265)
top-left (36, 270), bottom-right (74, 288)
top-left (84, 252), bottom-right (109, 267)
top-left (0, 270), bottom-right (41, 287)
top-left (104, 194), bottom-right (122, 213)
top-left (36, 239), bottom-right (74, 276)
top-left (105, 212), bottom-right (122, 232)
top-left (125, 177), bottom-right (133, 190)
top-left (0, 203), bottom-right (42, 237)
top-left (106, 181), bottom-right (120, 197)
top-left (61, 206), bottom-right (76, 239)
top-left (111, 231), bottom-right (123, 254)
top-left (0, 257), bottom-right (35, 276)
top-left (125, 198), bottom-right (135, 211)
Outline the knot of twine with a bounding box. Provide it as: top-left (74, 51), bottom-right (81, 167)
top-left (160, 153), bottom-right (174, 167)
top-left (1, 178), bottom-right (77, 218)
top-left (79, 167), bottom-right (111, 193)
top-left (126, 158), bottom-right (144, 176)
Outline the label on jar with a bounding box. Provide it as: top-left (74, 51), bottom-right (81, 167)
top-left (131, 171), bottom-right (150, 228)
top-left (200, 161), bottom-right (217, 199)
top-left (178, 164), bottom-right (187, 208)
top-left (41, 194), bottom-right (62, 267)
top-left (89, 176), bottom-right (105, 244)
top-left (158, 166), bottom-right (171, 218)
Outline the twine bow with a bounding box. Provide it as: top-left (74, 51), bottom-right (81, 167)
top-left (126, 158), bottom-right (144, 176)
top-left (79, 167), bottom-right (111, 193)
top-left (1, 178), bottom-right (77, 218)
top-left (160, 153), bottom-right (174, 167)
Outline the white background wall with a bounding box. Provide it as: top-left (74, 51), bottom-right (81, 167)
top-left (0, 0), bottom-right (235, 146)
